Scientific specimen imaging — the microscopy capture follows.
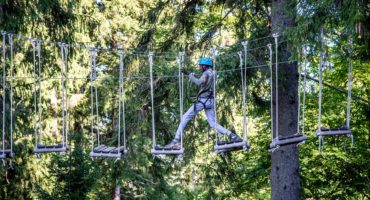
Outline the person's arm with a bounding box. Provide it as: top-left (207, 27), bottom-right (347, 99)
top-left (189, 72), bottom-right (207, 86)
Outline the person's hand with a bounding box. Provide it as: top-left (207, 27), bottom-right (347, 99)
top-left (181, 68), bottom-right (189, 75)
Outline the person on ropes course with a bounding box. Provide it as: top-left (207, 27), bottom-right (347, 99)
top-left (164, 57), bottom-right (243, 149)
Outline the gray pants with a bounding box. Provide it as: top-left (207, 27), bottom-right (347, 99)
top-left (174, 98), bottom-right (232, 140)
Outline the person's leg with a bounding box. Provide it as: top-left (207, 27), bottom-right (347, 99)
top-left (204, 107), bottom-right (232, 136)
top-left (174, 104), bottom-right (202, 140)
top-left (204, 99), bottom-right (243, 142)
top-left (165, 102), bottom-right (204, 148)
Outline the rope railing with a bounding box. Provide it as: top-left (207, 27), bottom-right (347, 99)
top-left (3, 60), bottom-right (295, 81)
top-left (0, 30), bottom-right (283, 58)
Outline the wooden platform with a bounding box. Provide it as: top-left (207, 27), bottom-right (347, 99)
top-left (33, 144), bottom-right (69, 153)
top-left (89, 145), bottom-right (128, 158)
top-left (269, 134), bottom-right (307, 150)
top-left (214, 141), bottom-right (250, 153)
top-left (0, 149), bottom-right (14, 159)
top-left (151, 145), bottom-right (184, 155)
top-left (316, 126), bottom-right (351, 136)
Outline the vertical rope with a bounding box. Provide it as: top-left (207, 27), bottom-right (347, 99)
top-left (149, 52), bottom-right (155, 149)
top-left (318, 28), bottom-right (325, 152)
top-left (121, 52), bottom-right (126, 150)
top-left (297, 47), bottom-right (302, 134)
top-left (302, 47), bottom-right (307, 134)
top-left (177, 55), bottom-right (181, 145)
top-left (346, 37), bottom-right (353, 128)
top-left (241, 41), bottom-right (248, 143)
top-left (2, 33), bottom-right (6, 152)
top-left (237, 51), bottom-right (244, 137)
top-left (118, 51), bottom-right (122, 149)
top-left (118, 50), bottom-right (123, 149)
top-left (89, 48), bottom-right (95, 151)
top-left (273, 33), bottom-right (279, 140)
top-left (60, 43), bottom-right (65, 147)
top-left (210, 48), bottom-right (218, 142)
top-left (60, 43), bottom-right (69, 147)
top-left (32, 39), bottom-right (38, 147)
top-left (180, 52), bottom-right (184, 149)
top-left (178, 51), bottom-right (185, 149)
top-left (318, 28), bottom-right (324, 131)
top-left (37, 40), bottom-right (43, 143)
top-left (267, 44), bottom-right (273, 143)
top-left (64, 44), bottom-right (69, 147)
top-left (93, 50), bottom-right (100, 146)
top-left (9, 34), bottom-right (13, 152)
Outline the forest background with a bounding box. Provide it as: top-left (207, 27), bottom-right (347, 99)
top-left (0, 0), bottom-right (369, 199)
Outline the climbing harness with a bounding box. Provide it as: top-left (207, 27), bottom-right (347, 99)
top-left (268, 33), bottom-right (307, 152)
top-left (316, 28), bottom-right (353, 152)
top-left (33, 41), bottom-right (69, 155)
top-left (151, 51), bottom-right (185, 155)
top-left (0, 32), bottom-right (15, 162)
top-left (89, 49), bottom-right (128, 159)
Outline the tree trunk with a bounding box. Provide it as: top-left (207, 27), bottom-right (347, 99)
top-left (270, 0), bottom-right (301, 200)
top-left (113, 185), bottom-right (120, 200)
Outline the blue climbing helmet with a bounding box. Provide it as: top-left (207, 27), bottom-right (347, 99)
top-left (198, 57), bottom-right (212, 67)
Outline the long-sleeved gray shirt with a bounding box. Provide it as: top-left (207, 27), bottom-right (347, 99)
top-left (189, 68), bottom-right (215, 98)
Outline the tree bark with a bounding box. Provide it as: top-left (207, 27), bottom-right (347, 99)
top-left (113, 185), bottom-right (120, 200)
top-left (270, 0), bottom-right (301, 200)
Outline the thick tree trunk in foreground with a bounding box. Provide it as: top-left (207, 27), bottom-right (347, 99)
top-left (270, 0), bottom-right (301, 200)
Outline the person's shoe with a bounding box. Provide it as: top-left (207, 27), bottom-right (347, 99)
top-left (164, 139), bottom-right (181, 150)
top-left (229, 133), bottom-right (243, 143)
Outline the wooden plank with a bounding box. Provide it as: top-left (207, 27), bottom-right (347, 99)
top-left (102, 147), bottom-right (115, 153)
top-left (93, 145), bottom-right (107, 153)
